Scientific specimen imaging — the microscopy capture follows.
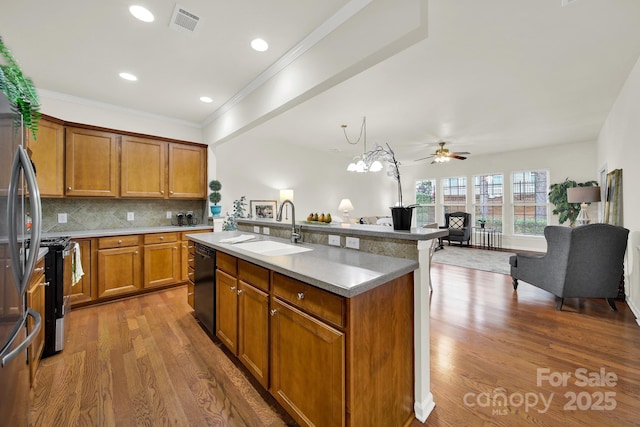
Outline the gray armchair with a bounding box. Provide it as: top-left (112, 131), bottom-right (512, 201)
top-left (439, 212), bottom-right (471, 247)
top-left (509, 224), bottom-right (629, 311)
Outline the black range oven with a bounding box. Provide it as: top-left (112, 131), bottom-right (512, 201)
top-left (36, 237), bottom-right (74, 358)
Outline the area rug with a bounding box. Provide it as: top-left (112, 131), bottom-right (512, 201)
top-left (432, 246), bottom-right (515, 275)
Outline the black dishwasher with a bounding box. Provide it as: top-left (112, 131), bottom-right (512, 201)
top-left (193, 243), bottom-right (216, 335)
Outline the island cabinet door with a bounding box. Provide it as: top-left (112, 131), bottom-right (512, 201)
top-left (270, 297), bottom-right (345, 427)
top-left (237, 280), bottom-right (269, 388)
top-left (216, 269), bottom-right (238, 353)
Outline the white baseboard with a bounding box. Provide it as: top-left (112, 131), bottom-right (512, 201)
top-left (626, 296), bottom-right (640, 326)
top-left (414, 394), bottom-right (436, 423)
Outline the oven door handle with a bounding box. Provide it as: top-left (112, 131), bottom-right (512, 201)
top-left (0, 308), bottom-right (42, 367)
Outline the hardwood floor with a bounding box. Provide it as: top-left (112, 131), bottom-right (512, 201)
top-left (29, 264), bottom-right (640, 426)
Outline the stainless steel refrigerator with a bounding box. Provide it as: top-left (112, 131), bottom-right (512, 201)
top-left (0, 90), bottom-right (43, 425)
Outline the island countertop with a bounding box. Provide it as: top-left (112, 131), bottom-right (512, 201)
top-left (186, 231), bottom-right (419, 298)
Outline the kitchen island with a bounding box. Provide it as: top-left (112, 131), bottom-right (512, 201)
top-left (188, 231), bottom-right (417, 426)
top-left (188, 229), bottom-right (442, 426)
top-left (237, 218), bottom-right (446, 423)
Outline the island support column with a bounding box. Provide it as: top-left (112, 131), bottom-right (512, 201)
top-left (413, 239), bottom-right (435, 422)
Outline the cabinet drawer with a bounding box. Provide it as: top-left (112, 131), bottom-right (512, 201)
top-left (99, 235), bottom-right (140, 249)
top-left (217, 252), bottom-right (237, 276)
top-left (272, 273), bottom-right (345, 328)
top-left (144, 232), bottom-right (178, 245)
top-left (238, 260), bottom-right (269, 292)
top-left (187, 266), bottom-right (195, 283)
top-left (32, 258), bottom-right (45, 286)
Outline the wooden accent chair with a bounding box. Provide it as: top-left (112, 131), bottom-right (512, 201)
top-left (509, 224), bottom-right (629, 310)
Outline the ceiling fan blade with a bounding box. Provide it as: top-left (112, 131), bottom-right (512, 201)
top-left (452, 151), bottom-right (470, 155)
top-left (414, 154), bottom-right (436, 162)
top-left (451, 155), bottom-right (467, 160)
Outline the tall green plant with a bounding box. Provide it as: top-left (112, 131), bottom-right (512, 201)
top-left (548, 178), bottom-right (597, 226)
top-left (0, 36), bottom-right (40, 139)
top-left (208, 180), bottom-right (222, 205)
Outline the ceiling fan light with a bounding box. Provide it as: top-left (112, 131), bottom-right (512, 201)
top-left (347, 162), bottom-right (358, 172)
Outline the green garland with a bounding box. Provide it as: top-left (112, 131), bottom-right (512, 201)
top-left (0, 36), bottom-right (41, 139)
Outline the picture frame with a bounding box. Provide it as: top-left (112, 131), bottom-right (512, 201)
top-left (604, 169), bottom-right (623, 226)
top-left (250, 200), bottom-right (277, 219)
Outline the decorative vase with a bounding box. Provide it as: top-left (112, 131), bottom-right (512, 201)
top-left (210, 205), bottom-right (222, 217)
top-left (480, 223), bottom-right (485, 229)
top-left (390, 206), bottom-right (414, 231)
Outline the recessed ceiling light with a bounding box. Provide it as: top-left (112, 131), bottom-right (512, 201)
top-left (200, 96), bottom-right (213, 103)
top-left (119, 72), bottom-right (138, 81)
top-left (251, 38), bottom-right (269, 52)
top-left (129, 5), bottom-right (155, 22)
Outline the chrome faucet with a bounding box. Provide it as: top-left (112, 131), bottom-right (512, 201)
top-left (276, 199), bottom-right (301, 243)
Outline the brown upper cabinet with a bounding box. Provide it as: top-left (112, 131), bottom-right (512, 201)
top-left (168, 143), bottom-right (206, 199)
top-left (25, 118), bottom-right (65, 197)
top-left (121, 136), bottom-right (166, 198)
top-left (65, 127), bottom-right (119, 197)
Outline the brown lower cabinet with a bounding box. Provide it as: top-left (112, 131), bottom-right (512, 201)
top-left (69, 239), bottom-right (93, 305)
top-left (26, 257), bottom-right (46, 385)
top-left (97, 235), bottom-right (143, 299)
top-left (143, 233), bottom-right (180, 289)
top-left (214, 251), bottom-right (415, 427)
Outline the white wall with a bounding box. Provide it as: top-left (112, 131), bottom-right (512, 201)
top-left (597, 55), bottom-right (640, 319)
top-left (216, 128), bottom-right (597, 252)
top-left (39, 90), bottom-right (203, 143)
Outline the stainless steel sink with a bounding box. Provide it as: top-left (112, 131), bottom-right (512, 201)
top-left (233, 240), bottom-right (313, 256)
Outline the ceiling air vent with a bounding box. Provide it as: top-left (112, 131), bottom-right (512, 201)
top-left (169, 4), bottom-right (201, 34)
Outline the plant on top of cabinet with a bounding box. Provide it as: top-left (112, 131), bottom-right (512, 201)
top-left (0, 36), bottom-right (40, 139)
top-left (209, 180), bottom-right (222, 216)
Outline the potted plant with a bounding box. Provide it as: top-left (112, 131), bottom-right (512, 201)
top-left (209, 180), bottom-right (222, 216)
top-left (223, 196), bottom-right (246, 231)
top-left (548, 178), bottom-right (598, 227)
top-left (0, 36), bottom-right (40, 139)
top-left (478, 218), bottom-right (487, 228)
top-left (363, 143), bottom-right (416, 230)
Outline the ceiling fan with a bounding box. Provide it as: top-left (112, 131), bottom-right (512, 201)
top-left (415, 141), bottom-right (470, 163)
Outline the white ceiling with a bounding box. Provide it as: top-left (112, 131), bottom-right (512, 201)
top-left (2, 0), bottom-right (640, 163)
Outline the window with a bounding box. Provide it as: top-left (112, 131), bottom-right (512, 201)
top-left (473, 174), bottom-right (503, 231)
top-left (512, 170), bottom-right (548, 235)
top-left (415, 179), bottom-right (436, 227)
top-left (441, 177), bottom-right (467, 215)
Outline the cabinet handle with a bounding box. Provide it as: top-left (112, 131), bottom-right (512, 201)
top-left (170, 191), bottom-right (174, 195)
top-left (173, 246), bottom-right (177, 250)
top-left (161, 190), bottom-right (165, 194)
top-left (230, 286), bottom-right (236, 291)
top-left (237, 289), bottom-right (243, 295)
top-left (270, 309), bottom-right (278, 316)
top-left (297, 292), bottom-right (305, 300)
top-left (188, 258), bottom-right (194, 262)
top-left (34, 267), bottom-right (44, 272)
top-left (187, 292), bottom-right (194, 296)
top-left (43, 281), bottom-right (50, 287)
top-left (118, 239), bottom-right (122, 244)
top-left (134, 251), bottom-right (139, 255)
top-left (67, 186), bottom-right (72, 191)
top-left (160, 236), bottom-right (164, 240)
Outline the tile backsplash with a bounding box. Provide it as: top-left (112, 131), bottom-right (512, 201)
top-left (41, 198), bottom-right (206, 232)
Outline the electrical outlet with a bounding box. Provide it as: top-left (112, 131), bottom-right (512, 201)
top-left (253, 226), bottom-right (260, 233)
top-left (166, 211), bottom-right (172, 219)
top-left (328, 235), bottom-right (341, 246)
top-left (263, 227), bottom-right (270, 235)
top-left (346, 236), bottom-right (360, 250)
top-left (57, 213), bottom-right (67, 224)
top-left (127, 212), bottom-right (135, 221)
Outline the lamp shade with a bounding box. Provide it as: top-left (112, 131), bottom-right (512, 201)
top-left (567, 186), bottom-right (601, 203)
top-left (279, 189), bottom-right (294, 202)
top-left (338, 198), bottom-right (354, 213)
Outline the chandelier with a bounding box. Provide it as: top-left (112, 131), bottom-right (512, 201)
top-left (342, 117), bottom-right (383, 173)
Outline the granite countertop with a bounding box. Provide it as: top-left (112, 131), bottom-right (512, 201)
top-left (186, 231), bottom-right (419, 298)
top-left (43, 225), bottom-right (213, 240)
top-left (237, 218), bottom-right (447, 241)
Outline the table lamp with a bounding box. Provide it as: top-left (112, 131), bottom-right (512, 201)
top-left (567, 186), bottom-right (601, 225)
top-left (279, 189), bottom-right (294, 220)
top-left (338, 198), bottom-right (354, 219)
